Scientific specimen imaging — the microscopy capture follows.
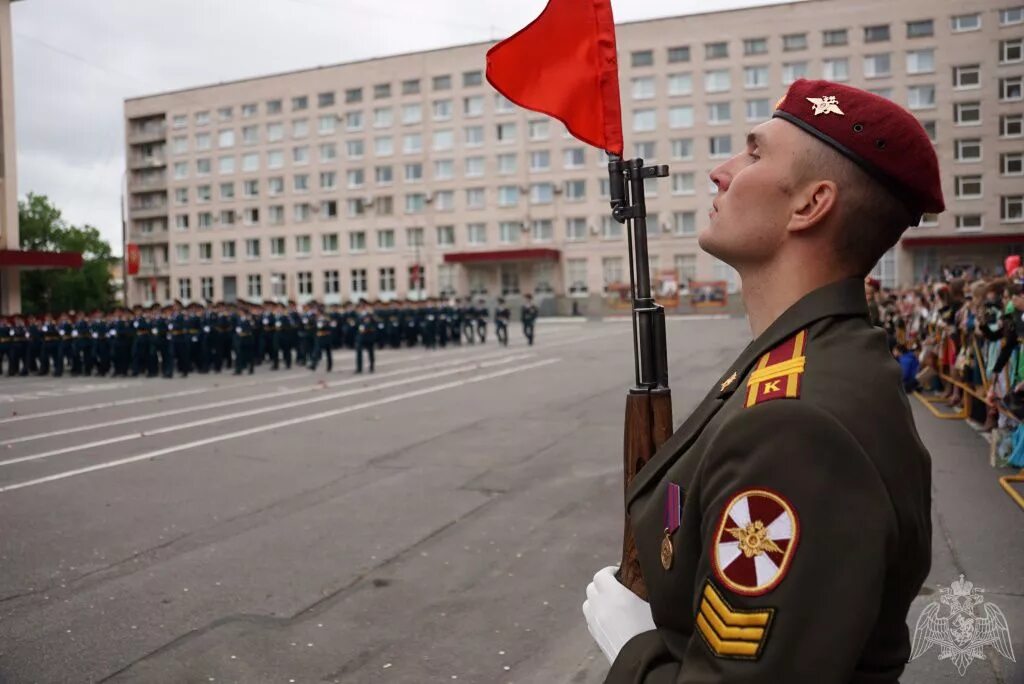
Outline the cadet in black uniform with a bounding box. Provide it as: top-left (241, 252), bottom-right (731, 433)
top-left (584, 80), bottom-right (943, 684)
top-left (233, 308), bottom-right (254, 375)
top-left (355, 301), bottom-right (378, 374)
top-left (494, 298), bottom-right (511, 346)
top-left (309, 306), bottom-right (334, 372)
top-left (521, 293), bottom-right (539, 346)
top-left (475, 299), bottom-right (488, 343)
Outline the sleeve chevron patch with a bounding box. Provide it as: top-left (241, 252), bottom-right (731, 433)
top-left (694, 579), bottom-right (776, 660)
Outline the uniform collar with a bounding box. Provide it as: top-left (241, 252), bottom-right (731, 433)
top-left (626, 277), bottom-right (869, 505)
top-left (715, 277), bottom-right (868, 400)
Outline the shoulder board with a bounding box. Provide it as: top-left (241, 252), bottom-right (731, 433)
top-left (744, 329), bottom-right (807, 408)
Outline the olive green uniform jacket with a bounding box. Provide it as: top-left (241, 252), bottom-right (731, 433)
top-left (607, 278), bottom-right (931, 684)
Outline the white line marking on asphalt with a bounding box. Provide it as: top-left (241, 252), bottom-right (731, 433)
top-left (1, 346), bottom-right (540, 445)
top-left (0, 358), bottom-right (560, 493)
top-left (0, 327), bottom-right (590, 421)
top-left (0, 353), bottom-right (537, 468)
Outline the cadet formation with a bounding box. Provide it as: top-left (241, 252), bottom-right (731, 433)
top-left (0, 296), bottom-right (540, 379)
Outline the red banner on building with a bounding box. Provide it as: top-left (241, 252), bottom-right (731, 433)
top-left (126, 243), bottom-right (140, 275)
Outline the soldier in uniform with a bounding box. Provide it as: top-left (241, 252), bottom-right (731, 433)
top-left (521, 293), bottom-right (539, 346)
top-left (309, 305), bottom-right (335, 372)
top-left (494, 297), bottom-right (511, 347)
top-left (475, 298), bottom-right (488, 344)
top-left (8, 315), bottom-right (28, 376)
top-left (355, 300), bottom-right (379, 374)
top-left (233, 306), bottom-right (255, 375)
top-left (583, 80), bottom-right (942, 683)
top-left (40, 314), bottom-right (60, 376)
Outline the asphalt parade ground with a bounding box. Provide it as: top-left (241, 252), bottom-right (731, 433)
top-left (0, 318), bottom-right (1020, 684)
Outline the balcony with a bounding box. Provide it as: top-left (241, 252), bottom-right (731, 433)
top-left (129, 154), bottom-right (166, 170)
top-left (135, 263), bottom-right (170, 278)
top-left (130, 202), bottom-right (168, 220)
top-left (129, 172), bottom-right (167, 191)
top-left (127, 123), bottom-right (167, 144)
top-left (131, 230), bottom-right (169, 245)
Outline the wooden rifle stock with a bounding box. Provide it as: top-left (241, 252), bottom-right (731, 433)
top-left (620, 390), bottom-right (673, 599)
top-left (607, 155), bottom-right (672, 599)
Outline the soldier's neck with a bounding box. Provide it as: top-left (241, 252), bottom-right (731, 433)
top-left (739, 260), bottom-right (851, 339)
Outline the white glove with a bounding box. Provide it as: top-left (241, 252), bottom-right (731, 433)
top-left (582, 565), bottom-right (656, 665)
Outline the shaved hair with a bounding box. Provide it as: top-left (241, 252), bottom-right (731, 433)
top-left (795, 138), bottom-right (916, 276)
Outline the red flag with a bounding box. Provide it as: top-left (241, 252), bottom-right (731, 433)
top-left (486, 0), bottom-right (623, 156)
top-left (126, 243), bottom-right (140, 275)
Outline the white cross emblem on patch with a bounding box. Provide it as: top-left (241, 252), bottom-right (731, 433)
top-left (806, 95), bottom-right (844, 116)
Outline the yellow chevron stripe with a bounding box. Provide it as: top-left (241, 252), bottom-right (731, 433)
top-left (696, 613), bottom-right (761, 657)
top-left (746, 356), bottom-right (806, 384)
top-left (702, 583), bottom-right (771, 627)
top-left (699, 600), bottom-right (766, 641)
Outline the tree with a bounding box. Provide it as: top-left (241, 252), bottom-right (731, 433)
top-left (18, 193), bottom-right (115, 315)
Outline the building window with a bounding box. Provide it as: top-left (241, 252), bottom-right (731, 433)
top-left (631, 76), bottom-right (655, 100)
top-left (631, 49), bottom-right (654, 67)
top-left (499, 221), bottom-right (522, 244)
top-left (465, 187), bottom-right (486, 209)
top-left (269, 237), bottom-right (285, 257)
top-left (567, 258), bottom-right (589, 295)
top-left (375, 165), bottom-right (394, 184)
top-left (1002, 152), bottom-right (1024, 176)
top-left (601, 216), bottom-right (623, 240)
top-left (704, 42), bottom-right (728, 60)
top-left (436, 225), bottom-right (455, 247)
top-left (704, 69), bottom-right (731, 93)
top-left (668, 105), bottom-right (694, 129)
top-left (743, 37), bottom-right (768, 56)
top-left (529, 150), bottom-right (551, 172)
top-left (954, 64), bottom-right (981, 89)
top-left (177, 278), bottom-right (192, 300)
top-left (200, 277), bottom-right (214, 300)
top-left (376, 229), bottom-right (395, 251)
top-left (1001, 114), bottom-right (1023, 138)
top-left (401, 78), bottom-right (421, 96)
top-left (1000, 76), bottom-right (1023, 102)
top-left (292, 95), bottom-right (309, 111)
top-left (954, 175), bottom-right (983, 199)
top-left (864, 25), bottom-right (891, 42)
top-left (673, 211), bottom-right (697, 236)
top-left (432, 74), bottom-right (452, 91)
top-left (921, 120), bottom-right (937, 142)
top-left (562, 147), bottom-right (585, 169)
top-left (293, 119), bottom-right (311, 139)
top-left (954, 101), bottom-right (981, 125)
top-left (822, 58), bottom-right (849, 82)
top-left (402, 133), bottom-right (423, 154)
top-left (530, 183), bottom-right (554, 205)
top-left (196, 184), bottom-right (211, 202)
top-left (245, 238), bottom-right (260, 259)
top-left (346, 111), bottom-right (363, 132)
top-left (467, 222), bottom-right (487, 245)
top-left (864, 54), bottom-right (892, 78)
top-left (822, 29), bottom-right (848, 47)
top-left (565, 217), bottom-right (587, 242)
top-left (349, 269), bottom-right (367, 298)
top-left (406, 227), bottom-right (424, 248)
top-left (906, 19), bottom-right (934, 38)
top-left (1002, 7), bottom-right (1024, 25)
top-left (708, 101), bottom-right (732, 124)
top-left (463, 95), bottom-right (484, 118)
top-left (955, 215), bottom-right (983, 232)
top-left (175, 244), bottom-right (190, 264)
top-left (496, 122), bottom-right (517, 143)
top-left (1002, 195), bottom-right (1024, 222)
top-left (531, 219), bottom-right (554, 243)
top-left (782, 33), bottom-right (808, 51)
top-left (246, 274), bottom-right (262, 299)
top-left (197, 212), bottom-right (213, 229)
top-left (374, 107), bottom-right (393, 128)
top-left (563, 179), bottom-right (586, 201)
top-left (497, 153), bottom-right (517, 175)
top-left (463, 70), bottom-right (483, 87)
top-left (175, 214), bottom-right (189, 231)
top-left (907, 49), bottom-right (935, 75)
top-left (908, 85), bottom-right (936, 110)
top-left (349, 231), bottom-right (367, 253)
top-left (322, 233), bottom-right (339, 254)
top-left (709, 135), bottom-right (732, 158)
top-left (602, 257), bottom-right (624, 292)
top-left (668, 72), bottom-right (693, 96)
top-left (464, 126), bottom-right (485, 147)
top-left (782, 61), bottom-right (808, 85)
top-left (318, 91), bottom-right (335, 108)
top-left (672, 172), bottom-right (695, 195)
top-left (667, 45), bottom-right (690, 63)
top-left (495, 94), bottom-right (517, 113)
top-left (951, 13), bottom-right (981, 32)
top-left (744, 65), bottom-right (769, 90)
top-left (954, 139), bottom-right (982, 162)
top-left (675, 255), bottom-right (696, 286)
top-left (243, 207), bottom-right (260, 225)
top-left (198, 242), bottom-right (212, 262)
top-left (324, 270), bottom-right (340, 296)
top-left (295, 235), bottom-right (312, 256)
top-left (671, 138), bottom-right (694, 160)
top-left (221, 240), bottom-right (236, 261)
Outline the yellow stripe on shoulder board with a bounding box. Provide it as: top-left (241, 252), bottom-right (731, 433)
top-left (695, 580), bottom-right (776, 661)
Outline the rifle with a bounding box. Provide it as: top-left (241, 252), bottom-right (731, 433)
top-left (608, 155), bottom-right (672, 600)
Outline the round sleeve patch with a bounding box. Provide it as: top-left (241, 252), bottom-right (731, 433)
top-left (712, 488), bottom-right (800, 597)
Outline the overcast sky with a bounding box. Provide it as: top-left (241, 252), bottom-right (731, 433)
top-left (12, 0), bottom-right (798, 255)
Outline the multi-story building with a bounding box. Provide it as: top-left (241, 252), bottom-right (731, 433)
top-left (124, 0), bottom-right (1024, 310)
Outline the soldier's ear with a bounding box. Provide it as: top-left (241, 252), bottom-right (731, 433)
top-left (787, 179), bottom-right (838, 235)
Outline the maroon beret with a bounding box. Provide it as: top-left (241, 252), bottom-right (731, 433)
top-left (773, 79), bottom-right (944, 219)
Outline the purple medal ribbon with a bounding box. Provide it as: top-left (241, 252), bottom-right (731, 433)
top-left (664, 483), bottom-right (681, 534)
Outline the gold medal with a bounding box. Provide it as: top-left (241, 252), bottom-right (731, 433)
top-left (660, 529), bottom-right (674, 570)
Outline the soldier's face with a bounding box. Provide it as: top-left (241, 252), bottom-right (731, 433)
top-left (700, 119), bottom-right (804, 271)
